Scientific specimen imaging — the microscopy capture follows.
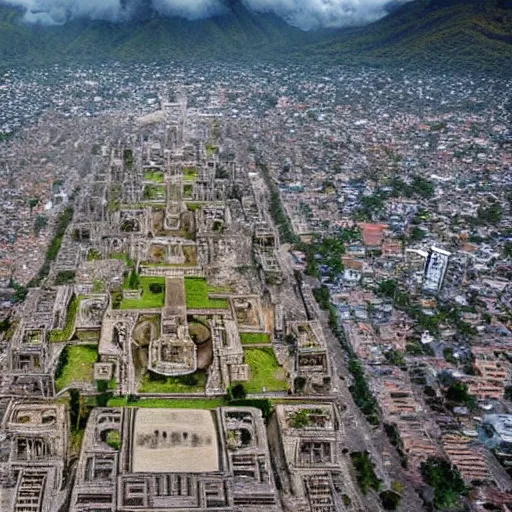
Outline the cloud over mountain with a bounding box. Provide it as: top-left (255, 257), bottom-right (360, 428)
top-left (0, 0), bottom-right (407, 28)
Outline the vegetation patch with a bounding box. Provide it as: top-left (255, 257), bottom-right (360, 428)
top-left (289, 408), bottom-right (323, 428)
top-left (107, 397), bottom-right (226, 408)
top-left (239, 348), bottom-right (288, 393)
top-left (143, 184), bottom-right (166, 201)
top-left (240, 332), bottom-right (271, 345)
top-left (92, 280), bottom-right (105, 293)
top-left (55, 345), bottom-right (98, 391)
top-left (183, 167), bottom-right (197, 181)
top-left (49, 295), bottom-right (81, 342)
top-left (186, 202), bottom-right (203, 212)
top-left (229, 398), bottom-right (273, 419)
top-left (348, 359), bottom-right (380, 425)
top-left (257, 160), bottom-right (298, 245)
top-left (420, 457), bottom-right (467, 511)
top-left (110, 252), bottom-right (134, 267)
top-left (76, 329), bottom-right (100, 342)
top-left (87, 248), bottom-right (102, 261)
top-left (54, 270), bottom-right (76, 285)
top-left (28, 205), bottom-right (74, 288)
top-left (120, 277), bottom-right (165, 310)
top-left (384, 423), bottom-right (408, 468)
top-left (123, 149), bottom-right (133, 168)
top-left (380, 490), bottom-right (402, 511)
top-left (138, 370), bottom-right (207, 393)
top-left (106, 430), bottom-right (121, 450)
top-left (205, 143), bottom-right (219, 156)
top-left (350, 452), bottom-right (381, 494)
top-left (183, 183), bottom-right (193, 198)
top-left (184, 277), bottom-right (229, 309)
top-left (144, 169), bottom-right (164, 183)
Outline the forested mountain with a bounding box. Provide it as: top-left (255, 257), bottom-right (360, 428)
top-left (311, 0), bottom-right (512, 73)
top-left (0, 0), bottom-right (511, 73)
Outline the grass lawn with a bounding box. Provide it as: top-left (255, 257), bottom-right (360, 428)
top-left (183, 167), bottom-right (197, 181)
top-left (206, 143), bottom-right (219, 156)
top-left (109, 252), bottom-right (134, 267)
top-left (183, 184), bottom-right (193, 198)
top-left (69, 428), bottom-right (85, 456)
top-left (87, 249), bottom-right (102, 261)
top-left (49, 296), bottom-right (81, 342)
top-left (240, 332), bottom-right (271, 345)
top-left (55, 345), bottom-right (97, 392)
top-left (107, 397), bottom-right (226, 408)
top-left (240, 348), bottom-right (288, 393)
top-left (143, 184), bottom-right (166, 201)
top-left (138, 370), bottom-right (207, 393)
top-left (144, 169), bottom-right (164, 183)
top-left (184, 277), bottom-right (229, 310)
top-left (120, 277), bottom-right (165, 310)
top-left (186, 202), bottom-right (202, 212)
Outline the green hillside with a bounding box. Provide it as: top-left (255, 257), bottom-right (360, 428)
top-left (0, 3), bottom-right (329, 66)
top-left (308, 0), bottom-right (512, 73)
top-left (0, 0), bottom-right (511, 73)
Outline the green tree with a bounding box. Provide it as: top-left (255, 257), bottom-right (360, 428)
top-left (350, 452), bottom-right (381, 494)
top-left (69, 389), bottom-right (81, 431)
top-left (445, 381), bottom-right (476, 409)
top-left (411, 176), bottom-right (435, 198)
top-left (420, 457), bottom-right (467, 511)
top-left (128, 269), bottom-right (140, 290)
top-left (28, 197), bottom-right (39, 214)
top-left (34, 214), bottom-right (48, 236)
top-left (409, 226), bottom-right (425, 242)
top-left (9, 279), bottom-right (27, 303)
top-left (380, 490), bottom-right (402, 511)
top-left (228, 383), bottom-right (247, 400)
top-left (504, 241), bottom-right (512, 258)
top-left (477, 201), bottom-right (503, 224)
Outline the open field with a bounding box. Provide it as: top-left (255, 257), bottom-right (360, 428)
top-left (144, 169), bottom-right (164, 183)
top-left (120, 277), bottom-right (165, 309)
top-left (49, 296), bottom-right (81, 342)
top-left (183, 167), bottom-right (197, 181)
top-left (143, 184), bottom-right (166, 200)
top-left (240, 332), bottom-right (271, 345)
top-left (138, 370), bottom-right (207, 393)
top-left (55, 345), bottom-right (97, 391)
top-left (240, 347), bottom-right (288, 393)
top-left (107, 397), bottom-right (226, 408)
top-left (184, 277), bottom-right (229, 309)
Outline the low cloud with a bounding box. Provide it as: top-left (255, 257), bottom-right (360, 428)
top-left (242, 0), bottom-right (392, 30)
top-left (0, 0), bottom-right (407, 28)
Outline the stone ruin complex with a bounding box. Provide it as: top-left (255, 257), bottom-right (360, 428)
top-left (69, 406), bottom-right (280, 512)
top-left (0, 94), bottom-right (357, 512)
top-left (0, 400), bottom-right (68, 512)
top-left (270, 404), bottom-right (366, 512)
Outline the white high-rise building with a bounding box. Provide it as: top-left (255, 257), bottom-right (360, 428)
top-left (423, 246), bottom-right (450, 293)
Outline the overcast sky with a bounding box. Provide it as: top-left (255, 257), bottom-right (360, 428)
top-left (0, 0), bottom-right (408, 29)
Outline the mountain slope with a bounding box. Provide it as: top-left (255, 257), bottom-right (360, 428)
top-left (307, 0), bottom-right (512, 73)
top-left (0, 0), bottom-right (511, 73)
top-left (0, 3), bottom-right (331, 66)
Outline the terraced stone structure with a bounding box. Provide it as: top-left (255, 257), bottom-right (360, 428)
top-left (69, 406), bottom-right (281, 512)
top-left (0, 400), bottom-right (68, 512)
top-left (0, 93), bottom-right (343, 512)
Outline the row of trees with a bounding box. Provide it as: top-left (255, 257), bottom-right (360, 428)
top-left (257, 160), bottom-right (298, 245)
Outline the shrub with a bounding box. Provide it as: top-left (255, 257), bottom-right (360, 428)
top-left (380, 490), bottom-right (402, 511)
top-left (420, 457), bottom-right (467, 511)
top-left (350, 452), bottom-right (381, 494)
top-left (149, 282), bottom-right (163, 294)
top-left (229, 399), bottom-right (272, 419)
top-left (228, 383), bottom-right (247, 400)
